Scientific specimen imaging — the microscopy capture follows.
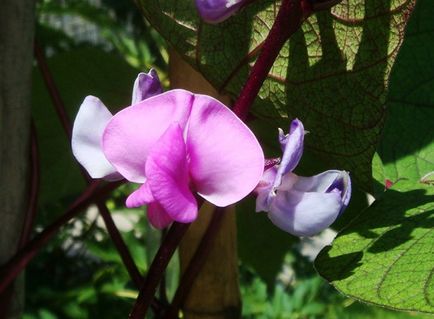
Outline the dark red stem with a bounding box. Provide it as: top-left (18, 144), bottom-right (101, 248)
top-left (232, 0), bottom-right (312, 121)
top-left (34, 42), bottom-right (145, 289)
top-left (34, 43), bottom-right (72, 140)
top-left (128, 222), bottom-right (191, 319)
top-left (162, 208), bottom-right (224, 319)
top-left (0, 180), bottom-right (123, 294)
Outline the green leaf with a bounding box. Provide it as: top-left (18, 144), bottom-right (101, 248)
top-left (315, 1), bottom-right (434, 313)
top-left (376, 0), bottom-right (434, 186)
top-left (32, 47), bottom-right (140, 209)
top-left (138, 0), bottom-right (415, 188)
top-left (315, 181), bottom-right (434, 313)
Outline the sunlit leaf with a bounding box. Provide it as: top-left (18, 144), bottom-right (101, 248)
top-left (315, 1), bottom-right (434, 312)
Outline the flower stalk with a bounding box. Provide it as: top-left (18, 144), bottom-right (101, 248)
top-left (128, 222), bottom-right (192, 319)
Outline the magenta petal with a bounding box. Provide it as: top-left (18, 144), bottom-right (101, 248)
top-left (147, 202), bottom-right (174, 229)
top-left (131, 69), bottom-right (163, 105)
top-left (186, 94), bottom-right (264, 207)
top-left (71, 96), bottom-right (123, 180)
top-left (102, 90), bottom-right (194, 183)
top-left (126, 181), bottom-right (154, 208)
top-left (146, 123), bottom-right (198, 223)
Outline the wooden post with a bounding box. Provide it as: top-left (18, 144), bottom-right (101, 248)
top-left (0, 1), bottom-right (35, 318)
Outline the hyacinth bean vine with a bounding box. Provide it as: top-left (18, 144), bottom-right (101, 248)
top-left (1, 0), bottom-right (433, 318)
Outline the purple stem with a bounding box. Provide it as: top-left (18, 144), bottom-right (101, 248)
top-left (34, 42), bottom-right (145, 290)
top-left (232, 0), bottom-right (312, 121)
top-left (0, 180), bottom-right (123, 294)
top-left (34, 43), bottom-right (72, 140)
top-left (159, 228), bottom-right (169, 306)
top-left (128, 222), bottom-right (191, 319)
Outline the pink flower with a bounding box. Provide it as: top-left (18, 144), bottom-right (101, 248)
top-left (72, 71), bottom-right (264, 228)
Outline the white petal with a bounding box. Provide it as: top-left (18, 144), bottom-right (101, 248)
top-left (71, 96), bottom-right (122, 180)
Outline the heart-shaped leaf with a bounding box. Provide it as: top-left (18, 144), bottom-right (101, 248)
top-left (315, 1), bottom-right (434, 312)
top-left (138, 0), bottom-right (415, 188)
top-left (315, 181), bottom-right (434, 313)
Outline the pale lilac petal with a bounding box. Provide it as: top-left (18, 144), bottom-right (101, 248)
top-left (274, 119), bottom-right (304, 182)
top-left (146, 123), bottom-right (198, 223)
top-left (336, 172), bottom-right (352, 210)
top-left (277, 172), bottom-right (299, 191)
top-left (195, 0), bottom-right (245, 23)
top-left (293, 170), bottom-right (342, 192)
top-left (255, 166), bottom-right (278, 193)
top-left (71, 96), bottom-right (122, 180)
top-left (255, 166), bottom-right (277, 212)
top-left (255, 166), bottom-right (298, 211)
top-left (102, 90), bottom-right (194, 183)
top-left (255, 191), bottom-right (270, 213)
top-left (147, 202), bottom-right (174, 229)
top-left (126, 181), bottom-right (154, 208)
top-left (131, 69), bottom-right (163, 105)
top-left (186, 94), bottom-right (264, 207)
top-left (267, 190), bottom-right (342, 236)
top-left (293, 170), bottom-right (351, 213)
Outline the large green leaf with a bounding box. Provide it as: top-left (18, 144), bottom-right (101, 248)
top-left (376, 0), bottom-right (434, 184)
top-left (315, 0), bottom-right (434, 313)
top-left (315, 181), bottom-right (434, 313)
top-left (138, 0), bottom-right (415, 188)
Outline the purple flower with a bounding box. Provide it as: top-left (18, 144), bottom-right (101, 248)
top-left (255, 119), bottom-right (351, 237)
top-left (72, 71), bottom-right (264, 229)
top-left (195, 0), bottom-right (246, 23)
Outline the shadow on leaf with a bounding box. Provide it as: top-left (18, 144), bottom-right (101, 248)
top-left (314, 246), bottom-right (363, 282)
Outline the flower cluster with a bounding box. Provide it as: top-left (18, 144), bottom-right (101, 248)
top-left (72, 70), bottom-right (350, 236)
